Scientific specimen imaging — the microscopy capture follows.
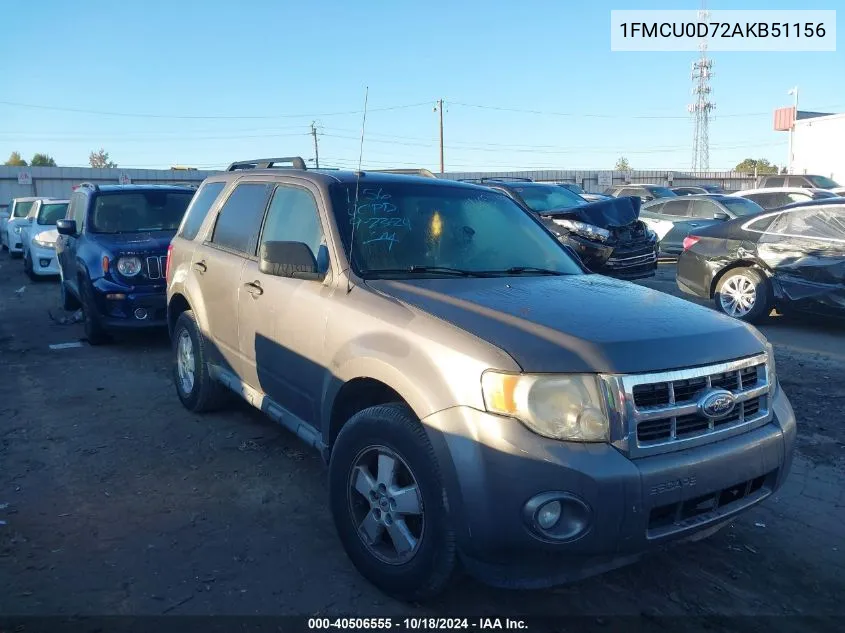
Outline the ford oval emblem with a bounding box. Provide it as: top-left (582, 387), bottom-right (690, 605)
top-left (698, 389), bottom-right (736, 419)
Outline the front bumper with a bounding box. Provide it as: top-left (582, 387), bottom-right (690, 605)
top-left (90, 278), bottom-right (168, 329)
top-left (28, 245), bottom-right (60, 275)
top-left (563, 233), bottom-right (658, 280)
top-left (421, 387), bottom-right (795, 588)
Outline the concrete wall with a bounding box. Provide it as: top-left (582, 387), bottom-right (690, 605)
top-left (792, 113), bottom-right (845, 183)
top-left (0, 166), bottom-right (219, 211)
top-left (437, 169), bottom-right (756, 193)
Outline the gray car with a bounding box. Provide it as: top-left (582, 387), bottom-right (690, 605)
top-left (166, 157), bottom-right (795, 601)
top-left (641, 195), bottom-right (766, 255)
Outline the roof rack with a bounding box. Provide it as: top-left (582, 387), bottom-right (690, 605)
top-left (77, 182), bottom-right (100, 191)
top-left (226, 157), bottom-right (307, 172)
top-left (371, 168), bottom-right (437, 178)
top-left (481, 176), bottom-right (533, 183)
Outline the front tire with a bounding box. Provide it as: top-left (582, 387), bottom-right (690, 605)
top-left (329, 404), bottom-right (456, 602)
top-left (172, 310), bottom-right (229, 412)
top-left (714, 267), bottom-right (771, 323)
top-left (24, 252), bottom-right (38, 281)
top-left (80, 282), bottom-right (111, 345)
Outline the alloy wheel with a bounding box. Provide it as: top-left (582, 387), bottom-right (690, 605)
top-left (176, 330), bottom-right (196, 395)
top-left (719, 274), bottom-right (757, 318)
top-left (348, 445), bottom-right (424, 565)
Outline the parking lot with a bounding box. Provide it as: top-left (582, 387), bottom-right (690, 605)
top-left (1, 252), bottom-right (844, 625)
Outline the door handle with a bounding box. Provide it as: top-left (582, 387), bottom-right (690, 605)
top-left (244, 280), bottom-right (263, 296)
top-left (193, 260), bottom-right (207, 274)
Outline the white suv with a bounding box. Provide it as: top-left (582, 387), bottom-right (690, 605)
top-left (2, 196), bottom-right (55, 257)
top-left (21, 199), bottom-right (69, 279)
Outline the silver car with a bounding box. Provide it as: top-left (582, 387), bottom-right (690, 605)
top-left (21, 199), bottom-right (69, 279)
top-left (165, 157), bottom-right (796, 601)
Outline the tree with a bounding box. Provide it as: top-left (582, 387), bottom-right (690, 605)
top-left (89, 148), bottom-right (117, 168)
top-left (3, 151), bottom-right (27, 166)
top-left (614, 156), bottom-right (631, 171)
top-left (30, 153), bottom-right (57, 167)
top-left (734, 158), bottom-right (778, 174)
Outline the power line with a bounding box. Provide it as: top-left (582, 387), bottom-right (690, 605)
top-left (0, 100), bottom-right (432, 120)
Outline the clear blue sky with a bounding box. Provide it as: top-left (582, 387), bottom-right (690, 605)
top-left (1, 0), bottom-right (842, 172)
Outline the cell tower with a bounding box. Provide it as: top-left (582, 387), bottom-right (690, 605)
top-left (689, 2), bottom-right (715, 172)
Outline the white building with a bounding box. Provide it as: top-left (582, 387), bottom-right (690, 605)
top-left (791, 112), bottom-right (845, 183)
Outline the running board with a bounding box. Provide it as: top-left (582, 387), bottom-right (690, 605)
top-left (208, 364), bottom-right (325, 454)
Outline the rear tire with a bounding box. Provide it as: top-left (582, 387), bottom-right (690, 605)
top-left (172, 310), bottom-right (229, 412)
top-left (329, 403), bottom-right (457, 602)
top-left (714, 267), bottom-right (770, 323)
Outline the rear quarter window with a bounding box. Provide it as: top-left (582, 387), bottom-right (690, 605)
top-left (179, 182), bottom-right (225, 240)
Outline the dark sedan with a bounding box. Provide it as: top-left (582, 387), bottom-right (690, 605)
top-left (640, 194), bottom-right (765, 255)
top-left (676, 198), bottom-right (845, 323)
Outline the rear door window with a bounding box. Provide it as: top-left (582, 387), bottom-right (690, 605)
top-left (689, 199), bottom-right (719, 219)
top-left (764, 176), bottom-right (785, 187)
top-left (179, 182), bottom-right (225, 240)
top-left (661, 199), bottom-right (692, 217)
top-left (13, 201), bottom-right (35, 218)
top-left (210, 183), bottom-right (273, 255)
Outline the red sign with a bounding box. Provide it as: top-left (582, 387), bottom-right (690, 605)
top-left (773, 106), bottom-right (796, 131)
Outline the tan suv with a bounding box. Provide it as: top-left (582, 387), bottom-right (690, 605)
top-left (166, 157), bottom-right (795, 601)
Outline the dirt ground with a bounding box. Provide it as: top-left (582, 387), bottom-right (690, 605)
top-left (1, 254), bottom-right (844, 630)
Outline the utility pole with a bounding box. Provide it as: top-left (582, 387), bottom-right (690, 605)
top-left (310, 121), bottom-right (320, 169)
top-left (787, 87), bottom-right (799, 174)
top-left (435, 99), bottom-right (444, 174)
top-left (689, 1), bottom-right (714, 172)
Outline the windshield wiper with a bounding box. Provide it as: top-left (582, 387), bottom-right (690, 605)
top-left (483, 266), bottom-right (566, 276)
top-left (360, 266), bottom-right (492, 277)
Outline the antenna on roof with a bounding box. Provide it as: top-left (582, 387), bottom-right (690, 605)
top-left (346, 86), bottom-right (369, 294)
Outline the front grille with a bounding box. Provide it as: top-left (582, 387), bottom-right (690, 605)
top-left (609, 355), bottom-right (772, 458)
top-left (648, 471), bottom-right (774, 535)
top-left (144, 255), bottom-right (168, 280)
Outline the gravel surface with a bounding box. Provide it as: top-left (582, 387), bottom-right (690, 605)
top-left (1, 255), bottom-right (843, 630)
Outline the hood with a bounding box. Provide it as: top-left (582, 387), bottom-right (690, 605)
top-left (31, 226), bottom-right (59, 244)
top-left (543, 196), bottom-right (640, 228)
top-left (366, 275), bottom-right (764, 374)
top-left (93, 231), bottom-right (175, 254)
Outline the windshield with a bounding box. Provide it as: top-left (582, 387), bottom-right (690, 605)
top-left (90, 191), bottom-right (194, 233)
top-left (648, 187), bottom-right (677, 199)
top-left (721, 197), bottom-right (764, 217)
top-left (813, 190), bottom-right (838, 199)
top-left (329, 183), bottom-right (583, 278)
top-left (808, 175), bottom-right (840, 189)
top-left (37, 202), bottom-right (68, 225)
top-left (560, 183), bottom-right (585, 194)
top-left (512, 184), bottom-right (588, 212)
top-left (13, 201), bottom-right (35, 218)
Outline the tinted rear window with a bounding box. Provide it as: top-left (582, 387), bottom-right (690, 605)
top-left (180, 182), bottom-right (225, 240)
top-left (90, 191), bottom-right (194, 233)
top-left (647, 187), bottom-right (677, 198)
top-left (211, 183), bottom-right (273, 254)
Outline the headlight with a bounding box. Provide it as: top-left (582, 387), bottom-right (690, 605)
top-left (766, 342), bottom-right (778, 395)
top-left (116, 256), bottom-right (142, 277)
top-left (552, 218), bottom-right (611, 243)
top-left (481, 371), bottom-right (609, 442)
top-left (33, 236), bottom-right (55, 249)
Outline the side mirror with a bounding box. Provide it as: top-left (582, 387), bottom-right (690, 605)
top-left (56, 219), bottom-right (77, 236)
top-left (259, 241), bottom-right (324, 281)
top-left (713, 211), bottom-right (730, 221)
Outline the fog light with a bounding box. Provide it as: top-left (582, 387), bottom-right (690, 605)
top-left (536, 501), bottom-right (561, 529)
top-left (106, 293), bottom-right (126, 300)
top-left (134, 308), bottom-right (148, 320)
top-left (524, 492), bottom-right (592, 542)
top-left (39, 259), bottom-right (50, 267)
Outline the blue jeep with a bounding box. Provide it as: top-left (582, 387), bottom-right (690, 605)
top-left (56, 183), bottom-right (196, 344)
